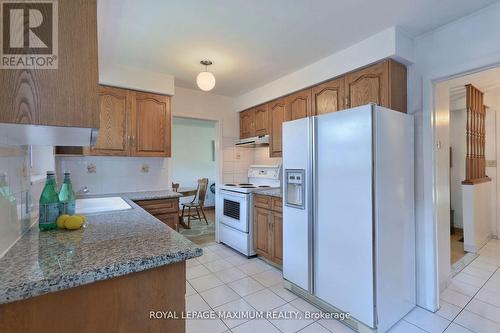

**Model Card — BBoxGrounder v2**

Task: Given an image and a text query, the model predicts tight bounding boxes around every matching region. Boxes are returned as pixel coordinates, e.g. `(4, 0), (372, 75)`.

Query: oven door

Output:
(220, 190), (249, 233)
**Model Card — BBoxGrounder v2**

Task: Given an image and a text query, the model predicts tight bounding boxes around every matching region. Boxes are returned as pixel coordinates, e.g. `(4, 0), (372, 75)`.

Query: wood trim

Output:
(254, 194), (271, 209)
(88, 86), (131, 156)
(130, 91), (171, 157)
(0, 262), (186, 333)
(345, 60), (388, 109)
(462, 177), (492, 185)
(0, 0), (99, 128)
(388, 59), (408, 113)
(254, 104), (269, 136)
(269, 97), (289, 158)
(464, 84), (487, 182)
(286, 89), (312, 120)
(311, 77), (346, 115)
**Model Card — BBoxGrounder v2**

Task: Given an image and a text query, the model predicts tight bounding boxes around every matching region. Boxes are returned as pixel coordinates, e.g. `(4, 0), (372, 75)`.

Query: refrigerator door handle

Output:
(309, 116), (316, 294)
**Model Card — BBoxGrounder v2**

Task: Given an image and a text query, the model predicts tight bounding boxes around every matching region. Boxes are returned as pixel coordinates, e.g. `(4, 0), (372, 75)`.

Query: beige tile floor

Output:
(186, 239), (500, 333)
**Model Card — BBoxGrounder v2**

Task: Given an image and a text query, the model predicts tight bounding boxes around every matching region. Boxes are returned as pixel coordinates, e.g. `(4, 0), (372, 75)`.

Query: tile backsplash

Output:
(0, 144), (32, 257)
(222, 146), (282, 184)
(55, 156), (170, 195)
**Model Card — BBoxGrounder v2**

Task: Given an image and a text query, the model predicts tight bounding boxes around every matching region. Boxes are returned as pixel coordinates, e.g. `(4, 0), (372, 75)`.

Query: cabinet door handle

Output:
(130, 136), (135, 146)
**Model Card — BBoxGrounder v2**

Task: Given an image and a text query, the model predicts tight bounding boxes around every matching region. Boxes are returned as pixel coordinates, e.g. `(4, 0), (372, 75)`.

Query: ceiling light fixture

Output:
(196, 60), (216, 92)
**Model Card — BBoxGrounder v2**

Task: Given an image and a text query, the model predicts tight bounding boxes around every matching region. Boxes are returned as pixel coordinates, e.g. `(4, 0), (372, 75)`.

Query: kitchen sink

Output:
(75, 197), (132, 215)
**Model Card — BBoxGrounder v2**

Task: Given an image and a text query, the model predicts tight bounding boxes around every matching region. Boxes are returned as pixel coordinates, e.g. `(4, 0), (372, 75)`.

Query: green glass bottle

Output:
(58, 172), (76, 215)
(39, 171), (60, 231)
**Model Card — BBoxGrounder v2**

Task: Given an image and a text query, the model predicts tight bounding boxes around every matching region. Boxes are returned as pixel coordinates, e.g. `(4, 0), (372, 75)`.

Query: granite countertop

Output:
(87, 190), (183, 200)
(254, 188), (283, 198)
(0, 191), (201, 305)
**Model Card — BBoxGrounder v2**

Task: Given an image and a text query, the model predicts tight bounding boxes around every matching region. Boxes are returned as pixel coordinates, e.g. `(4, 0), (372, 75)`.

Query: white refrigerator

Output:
(282, 104), (415, 333)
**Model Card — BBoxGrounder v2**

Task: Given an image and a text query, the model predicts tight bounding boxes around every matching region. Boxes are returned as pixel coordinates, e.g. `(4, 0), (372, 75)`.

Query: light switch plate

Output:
(87, 163), (96, 173)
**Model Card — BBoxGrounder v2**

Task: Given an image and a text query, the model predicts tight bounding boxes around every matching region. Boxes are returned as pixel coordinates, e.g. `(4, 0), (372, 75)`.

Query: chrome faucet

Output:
(77, 186), (89, 195)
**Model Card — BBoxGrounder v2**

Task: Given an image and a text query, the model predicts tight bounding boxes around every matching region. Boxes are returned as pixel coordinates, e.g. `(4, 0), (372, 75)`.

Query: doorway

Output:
(171, 116), (218, 245)
(435, 66), (500, 287)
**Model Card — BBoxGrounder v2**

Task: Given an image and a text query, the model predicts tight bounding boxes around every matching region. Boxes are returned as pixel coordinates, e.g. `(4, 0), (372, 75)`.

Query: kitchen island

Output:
(0, 191), (201, 333)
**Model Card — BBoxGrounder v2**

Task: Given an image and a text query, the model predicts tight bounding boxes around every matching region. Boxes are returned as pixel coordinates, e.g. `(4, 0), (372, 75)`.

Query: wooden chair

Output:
(171, 182), (179, 192)
(181, 178), (209, 228)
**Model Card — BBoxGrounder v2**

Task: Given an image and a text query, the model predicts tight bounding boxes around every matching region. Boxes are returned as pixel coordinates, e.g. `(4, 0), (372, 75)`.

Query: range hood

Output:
(0, 123), (98, 146)
(235, 135), (269, 147)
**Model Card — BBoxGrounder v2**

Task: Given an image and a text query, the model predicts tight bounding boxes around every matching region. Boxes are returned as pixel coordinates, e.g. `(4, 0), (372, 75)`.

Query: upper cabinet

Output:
(130, 92), (171, 157)
(240, 109), (255, 139)
(311, 77), (345, 115)
(254, 104), (269, 136)
(237, 59), (407, 157)
(269, 98), (289, 158)
(89, 87), (130, 156)
(0, 0), (99, 128)
(287, 89), (312, 120)
(345, 59), (407, 112)
(239, 104), (269, 138)
(88, 86), (171, 158)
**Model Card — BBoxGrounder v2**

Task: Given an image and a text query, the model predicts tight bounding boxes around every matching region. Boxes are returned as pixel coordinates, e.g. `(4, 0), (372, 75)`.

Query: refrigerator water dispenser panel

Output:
(285, 169), (305, 209)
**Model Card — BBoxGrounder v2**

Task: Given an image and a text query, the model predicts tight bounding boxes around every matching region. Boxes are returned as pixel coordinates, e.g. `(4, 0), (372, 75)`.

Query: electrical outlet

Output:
(141, 164), (150, 173)
(87, 163), (96, 173)
(235, 152), (241, 160)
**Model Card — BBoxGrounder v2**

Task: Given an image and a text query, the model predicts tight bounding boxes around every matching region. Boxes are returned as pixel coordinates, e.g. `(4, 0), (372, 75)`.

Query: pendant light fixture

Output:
(196, 60), (216, 91)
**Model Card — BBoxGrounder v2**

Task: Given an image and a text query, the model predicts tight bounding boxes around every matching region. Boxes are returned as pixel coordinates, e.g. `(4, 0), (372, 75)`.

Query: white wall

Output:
(485, 92), (500, 238)
(410, 1), (500, 310)
(99, 63), (175, 96)
(172, 87), (237, 139)
(171, 117), (217, 206)
(235, 26), (414, 110)
(462, 182), (492, 253)
(0, 138), (32, 257)
(30, 146), (55, 176)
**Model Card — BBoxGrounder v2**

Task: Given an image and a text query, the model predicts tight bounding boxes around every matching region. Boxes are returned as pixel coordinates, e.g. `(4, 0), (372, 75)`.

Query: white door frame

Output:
(422, 60), (500, 311)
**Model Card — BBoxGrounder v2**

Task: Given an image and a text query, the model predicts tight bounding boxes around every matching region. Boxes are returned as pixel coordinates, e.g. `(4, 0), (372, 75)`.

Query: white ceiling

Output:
(449, 66), (500, 103)
(98, 0), (499, 96)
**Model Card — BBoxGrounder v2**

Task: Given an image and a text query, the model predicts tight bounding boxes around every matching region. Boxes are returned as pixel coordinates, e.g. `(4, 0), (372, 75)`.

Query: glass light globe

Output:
(196, 71), (216, 91)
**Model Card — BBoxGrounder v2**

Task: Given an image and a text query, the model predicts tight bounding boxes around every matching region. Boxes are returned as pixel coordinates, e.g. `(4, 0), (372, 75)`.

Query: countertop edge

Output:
(1, 247), (202, 305)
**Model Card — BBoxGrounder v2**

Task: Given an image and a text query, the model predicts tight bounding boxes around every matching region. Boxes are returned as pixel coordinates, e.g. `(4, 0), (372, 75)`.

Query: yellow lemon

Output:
(64, 215), (85, 230)
(56, 214), (70, 229)
(75, 214), (86, 222)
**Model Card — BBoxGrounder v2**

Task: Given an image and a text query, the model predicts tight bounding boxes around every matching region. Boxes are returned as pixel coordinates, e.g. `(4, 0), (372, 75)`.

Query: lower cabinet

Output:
(254, 194), (283, 266)
(134, 198), (179, 229)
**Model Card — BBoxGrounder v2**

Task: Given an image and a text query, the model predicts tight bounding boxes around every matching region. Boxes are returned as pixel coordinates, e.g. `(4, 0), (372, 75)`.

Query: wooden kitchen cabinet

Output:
(287, 89), (312, 120)
(345, 59), (407, 112)
(135, 198), (180, 230)
(254, 207), (272, 257)
(269, 98), (289, 158)
(254, 104), (269, 136)
(88, 87), (131, 156)
(254, 194), (283, 266)
(272, 212), (283, 264)
(84, 87), (171, 157)
(0, 0), (99, 128)
(311, 77), (346, 115)
(130, 92), (171, 157)
(239, 109), (255, 139)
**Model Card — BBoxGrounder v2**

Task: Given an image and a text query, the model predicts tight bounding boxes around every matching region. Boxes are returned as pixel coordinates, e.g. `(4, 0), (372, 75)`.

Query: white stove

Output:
(220, 183), (278, 194)
(218, 165), (281, 256)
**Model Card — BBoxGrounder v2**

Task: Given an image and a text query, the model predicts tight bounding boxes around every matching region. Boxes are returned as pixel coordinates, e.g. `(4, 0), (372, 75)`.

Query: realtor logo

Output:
(1, 0), (58, 69)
